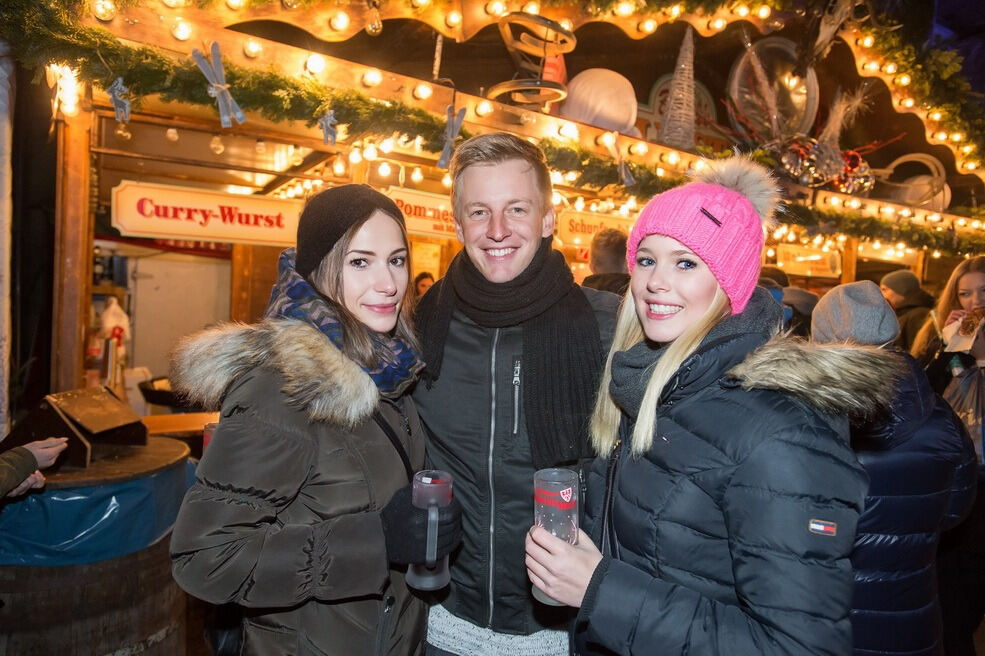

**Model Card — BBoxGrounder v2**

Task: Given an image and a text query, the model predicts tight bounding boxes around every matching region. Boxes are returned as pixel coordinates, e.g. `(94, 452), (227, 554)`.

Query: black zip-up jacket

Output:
(412, 287), (618, 635)
(577, 291), (899, 655)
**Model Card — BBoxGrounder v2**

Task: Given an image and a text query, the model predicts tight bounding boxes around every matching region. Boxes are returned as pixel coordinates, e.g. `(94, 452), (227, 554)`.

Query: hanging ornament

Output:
(192, 42), (246, 129)
(813, 86), (871, 184)
(601, 131), (636, 187)
(107, 77), (131, 125)
(832, 150), (875, 195)
(319, 110), (338, 145)
(165, 127), (179, 142)
(657, 26), (696, 151)
(437, 105), (466, 169)
(366, 0), (383, 36)
(740, 28), (779, 141)
(778, 136), (826, 186)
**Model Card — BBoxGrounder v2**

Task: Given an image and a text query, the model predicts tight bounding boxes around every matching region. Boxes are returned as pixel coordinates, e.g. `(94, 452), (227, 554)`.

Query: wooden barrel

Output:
(0, 437), (190, 655)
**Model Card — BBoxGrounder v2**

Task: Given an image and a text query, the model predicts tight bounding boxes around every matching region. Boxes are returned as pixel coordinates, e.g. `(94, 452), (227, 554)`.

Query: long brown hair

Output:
(911, 256), (985, 358)
(309, 212), (421, 368)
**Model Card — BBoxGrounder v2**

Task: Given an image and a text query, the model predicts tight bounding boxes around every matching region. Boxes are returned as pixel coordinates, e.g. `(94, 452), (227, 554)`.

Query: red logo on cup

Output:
(560, 487), (572, 503)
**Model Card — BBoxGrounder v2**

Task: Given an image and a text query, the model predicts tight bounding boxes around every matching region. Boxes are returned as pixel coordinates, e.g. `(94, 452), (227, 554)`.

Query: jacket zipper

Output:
(512, 359), (521, 435)
(373, 594), (396, 656)
(487, 329), (500, 627)
(600, 439), (623, 558)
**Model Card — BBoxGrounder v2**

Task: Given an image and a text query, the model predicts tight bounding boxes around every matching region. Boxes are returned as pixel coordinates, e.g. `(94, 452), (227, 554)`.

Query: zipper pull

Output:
(512, 359), (521, 386)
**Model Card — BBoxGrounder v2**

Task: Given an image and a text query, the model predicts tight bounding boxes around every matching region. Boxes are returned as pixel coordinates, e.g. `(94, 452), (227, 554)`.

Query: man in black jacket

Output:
(582, 228), (629, 296)
(413, 133), (618, 656)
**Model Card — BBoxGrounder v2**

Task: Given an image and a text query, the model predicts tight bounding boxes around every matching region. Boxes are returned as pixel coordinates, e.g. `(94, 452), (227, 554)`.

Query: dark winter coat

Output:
(169, 319), (426, 656)
(582, 273), (630, 296)
(412, 286), (618, 636)
(576, 290), (897, 656)
(0, 447), (37, 497)
(849, 350), (978, 656)
(895, 289), (935, 352)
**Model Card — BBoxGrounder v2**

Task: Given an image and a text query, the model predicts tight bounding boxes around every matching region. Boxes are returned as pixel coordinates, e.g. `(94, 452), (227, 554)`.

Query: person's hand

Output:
(945, 309), (967, 326)
(525, 526), (602, 607)
(6, 471), (45, 497)
(381, 485), (462, 565)
(24, 437), (68, 469)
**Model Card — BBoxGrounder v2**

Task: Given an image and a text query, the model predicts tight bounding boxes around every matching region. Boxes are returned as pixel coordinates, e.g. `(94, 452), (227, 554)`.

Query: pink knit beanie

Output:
(626, 156), (780, 314)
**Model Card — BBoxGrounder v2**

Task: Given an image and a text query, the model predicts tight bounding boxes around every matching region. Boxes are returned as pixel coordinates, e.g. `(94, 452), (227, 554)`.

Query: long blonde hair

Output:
(591, 286), (731, 456)
(911, 256), (985, 358)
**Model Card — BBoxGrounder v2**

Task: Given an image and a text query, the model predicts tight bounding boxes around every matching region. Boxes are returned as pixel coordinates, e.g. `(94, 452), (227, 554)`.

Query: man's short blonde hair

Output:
(449, 133), (552, 217)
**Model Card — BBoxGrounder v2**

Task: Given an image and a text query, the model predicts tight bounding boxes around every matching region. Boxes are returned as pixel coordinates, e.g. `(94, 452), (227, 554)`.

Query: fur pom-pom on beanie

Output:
(627, 156), (780, 314)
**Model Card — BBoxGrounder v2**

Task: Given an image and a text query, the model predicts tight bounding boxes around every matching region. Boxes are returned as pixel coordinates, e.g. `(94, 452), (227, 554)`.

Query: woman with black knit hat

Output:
(169, 184), (461, 655)
(525, 156), (899, 655)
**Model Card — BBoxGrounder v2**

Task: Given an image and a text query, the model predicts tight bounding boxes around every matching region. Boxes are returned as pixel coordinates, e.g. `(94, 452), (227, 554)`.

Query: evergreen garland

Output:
(2, 0), (984, 255)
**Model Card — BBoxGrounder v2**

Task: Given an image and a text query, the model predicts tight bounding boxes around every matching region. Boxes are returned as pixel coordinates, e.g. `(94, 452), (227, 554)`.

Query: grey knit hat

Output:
(811, 280), (901, 346)
(880, 269), (921, 297)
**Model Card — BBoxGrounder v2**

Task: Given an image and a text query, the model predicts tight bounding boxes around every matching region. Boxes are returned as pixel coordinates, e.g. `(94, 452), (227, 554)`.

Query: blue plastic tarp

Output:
(0, 459), (196, 566)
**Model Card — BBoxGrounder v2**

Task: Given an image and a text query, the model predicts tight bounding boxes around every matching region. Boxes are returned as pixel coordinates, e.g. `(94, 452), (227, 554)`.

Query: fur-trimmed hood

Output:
(728, 337), (903, 422)
(169, 319), (379, 427)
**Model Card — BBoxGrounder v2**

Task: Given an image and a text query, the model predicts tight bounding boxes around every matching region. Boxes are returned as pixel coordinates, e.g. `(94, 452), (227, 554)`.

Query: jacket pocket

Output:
(373, 594), (396, 656)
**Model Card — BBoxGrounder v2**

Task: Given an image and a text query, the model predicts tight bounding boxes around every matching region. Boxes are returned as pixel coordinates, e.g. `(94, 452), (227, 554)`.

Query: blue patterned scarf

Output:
(265, 248), (424, 398)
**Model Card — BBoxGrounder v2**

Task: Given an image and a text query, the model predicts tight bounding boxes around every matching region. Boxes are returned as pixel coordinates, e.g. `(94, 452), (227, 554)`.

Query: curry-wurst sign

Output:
(112, 180), (303, 246)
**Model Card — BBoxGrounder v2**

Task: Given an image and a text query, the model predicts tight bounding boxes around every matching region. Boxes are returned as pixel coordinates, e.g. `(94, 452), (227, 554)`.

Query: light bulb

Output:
(378, 162), (392, 177)
(330, 11), (350, 31)
(929, 111), (943, 121)
(756, 5), (770, 18)
(363, 144), (379, 161)
(413, 84), (433, 100)
(171, 19), (192, 41)
(210, 135), (225, 155)
(255, 138), (266, 154)
(92, 0), (117, 21)
(410, 167), (424, 183)
(485, 0), (506, 15)
(380, 138), (395, 153)
(882, 62), (897, 74)
(708, 17), (727, 31)
(896, 74), (911, 86)
(441, 172), (452, 188)
(225, 0), (245, 8)
(733, 4), (749, 16)
(281, 0), (300, 8)
(305, 54), (326, 75)
(615, 1), (635, 17)
(291, 145), (304, 167)
(410, 0), (429, 8)
(362, 69), (383, 87)
(596, 132), (615, 148)
(638, 18), (657, 33)
(522, 2), (539, 14)
(475, 100), (494, 117)
(333, 156), (346, 176)
(558, 122), (579, 140)
(243, 38), (263, 58)
(349, 149), (363, 164)
(165, 127), (179, 142)
(668, 4), (682, 18)
(857, 35), (874, 48)
(445, 11), (462, 26)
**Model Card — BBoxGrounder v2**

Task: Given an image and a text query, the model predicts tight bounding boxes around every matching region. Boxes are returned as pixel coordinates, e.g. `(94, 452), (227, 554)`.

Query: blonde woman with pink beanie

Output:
(525, 156), (901, 654)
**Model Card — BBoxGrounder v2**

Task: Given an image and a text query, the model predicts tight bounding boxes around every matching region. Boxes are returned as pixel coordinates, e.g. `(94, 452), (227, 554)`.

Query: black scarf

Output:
(417, 238), (604, 468)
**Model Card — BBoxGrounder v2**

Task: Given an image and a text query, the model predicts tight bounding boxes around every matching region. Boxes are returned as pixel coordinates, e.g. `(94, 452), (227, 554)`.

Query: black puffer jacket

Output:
(412, 286), (618, 636)
(169, 320), (426, 656)
(849, 350), (978, 656)
(576, 289), (897, 656)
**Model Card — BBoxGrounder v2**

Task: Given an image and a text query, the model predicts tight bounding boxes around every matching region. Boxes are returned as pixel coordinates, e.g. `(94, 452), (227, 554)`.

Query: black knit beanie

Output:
(295, 184), (405, 279)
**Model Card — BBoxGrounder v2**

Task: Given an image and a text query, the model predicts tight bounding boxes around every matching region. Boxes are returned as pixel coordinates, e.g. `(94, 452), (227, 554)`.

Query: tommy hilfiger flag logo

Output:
(808, 519), (838, 536)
